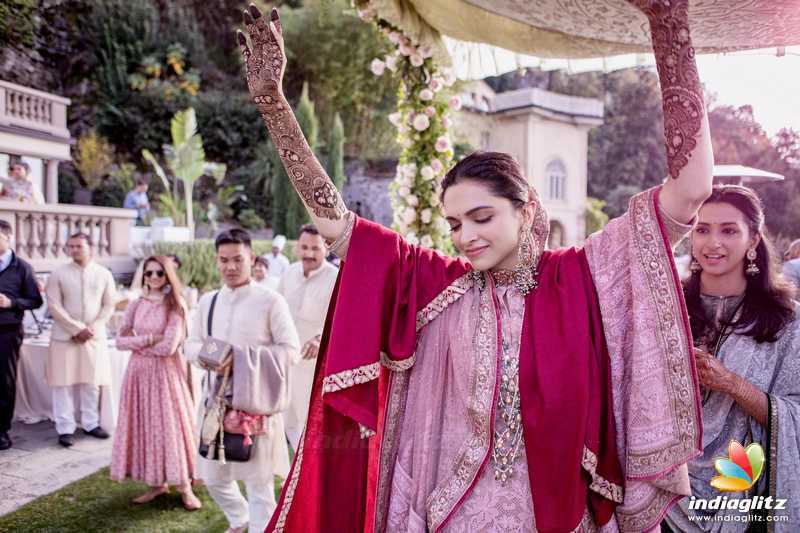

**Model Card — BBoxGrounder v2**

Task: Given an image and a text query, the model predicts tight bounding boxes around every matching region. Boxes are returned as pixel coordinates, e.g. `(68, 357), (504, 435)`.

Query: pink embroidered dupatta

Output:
(267, 186), (702, 533)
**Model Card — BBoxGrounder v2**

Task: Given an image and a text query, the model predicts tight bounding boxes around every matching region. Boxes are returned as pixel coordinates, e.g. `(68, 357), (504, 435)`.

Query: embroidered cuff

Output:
(659, 205), (695, 247)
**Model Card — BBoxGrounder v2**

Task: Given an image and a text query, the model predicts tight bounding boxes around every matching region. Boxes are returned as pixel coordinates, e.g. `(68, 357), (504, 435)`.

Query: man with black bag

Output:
(0, 220), (43, 450)
(185, 229), (299, 533)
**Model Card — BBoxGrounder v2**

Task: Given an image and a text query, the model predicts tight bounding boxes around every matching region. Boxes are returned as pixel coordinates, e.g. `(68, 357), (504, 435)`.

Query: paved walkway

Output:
(0, 421), (112, 516)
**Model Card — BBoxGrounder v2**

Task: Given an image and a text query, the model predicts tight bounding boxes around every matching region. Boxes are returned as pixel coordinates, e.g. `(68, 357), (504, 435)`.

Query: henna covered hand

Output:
(628, 0), (705, 181)
(238, 6), (286, 108)
(237, 5), (348, 228)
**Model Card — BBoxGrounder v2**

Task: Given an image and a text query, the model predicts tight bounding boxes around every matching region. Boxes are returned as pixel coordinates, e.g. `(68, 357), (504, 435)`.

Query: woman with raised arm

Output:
(237, 1), (713, 531)
(664, 186), (799, 532)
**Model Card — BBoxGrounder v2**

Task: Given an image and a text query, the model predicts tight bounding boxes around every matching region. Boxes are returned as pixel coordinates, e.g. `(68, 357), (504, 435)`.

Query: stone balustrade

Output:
(0, 81), (71, 140)
(0, 201), (137, 274)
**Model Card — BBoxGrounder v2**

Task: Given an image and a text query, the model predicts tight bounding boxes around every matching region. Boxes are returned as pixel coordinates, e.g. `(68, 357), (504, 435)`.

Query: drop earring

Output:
(745, 249), (760, 276)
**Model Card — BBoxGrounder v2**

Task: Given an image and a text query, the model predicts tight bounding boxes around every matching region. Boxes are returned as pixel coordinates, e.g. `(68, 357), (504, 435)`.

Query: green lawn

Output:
(0, 468), (284, 533)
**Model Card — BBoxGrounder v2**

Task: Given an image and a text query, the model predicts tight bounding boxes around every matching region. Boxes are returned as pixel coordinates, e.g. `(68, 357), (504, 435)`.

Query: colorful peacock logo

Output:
(710, 440), (765, 492)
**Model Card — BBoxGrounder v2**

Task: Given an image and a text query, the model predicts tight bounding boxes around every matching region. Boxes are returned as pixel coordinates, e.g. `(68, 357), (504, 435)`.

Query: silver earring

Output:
(163, 284), (172, 295)
(690, 258), (702, 273)
(745, 249), (760, 276)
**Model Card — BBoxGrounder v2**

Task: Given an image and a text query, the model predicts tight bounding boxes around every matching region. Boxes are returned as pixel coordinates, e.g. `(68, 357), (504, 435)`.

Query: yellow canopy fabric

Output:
(369, 0), (800, 61)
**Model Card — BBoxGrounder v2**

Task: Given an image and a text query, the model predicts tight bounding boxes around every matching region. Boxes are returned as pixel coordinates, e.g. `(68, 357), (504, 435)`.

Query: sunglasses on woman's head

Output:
(144, 270), (165, 278)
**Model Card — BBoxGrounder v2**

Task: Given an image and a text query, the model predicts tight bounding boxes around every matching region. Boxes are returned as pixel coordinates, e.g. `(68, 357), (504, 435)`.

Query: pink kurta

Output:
(110, 297), (197, 487)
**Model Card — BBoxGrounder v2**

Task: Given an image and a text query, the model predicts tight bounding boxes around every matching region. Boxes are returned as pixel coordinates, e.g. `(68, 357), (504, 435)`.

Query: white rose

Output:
(412, 114), (430, 132)
(370, 58), (386, 76)
(410, 54), (424, 67)
(403, 207), (416, 225)
(407, 195), (419, 206)
(443, 70), (457, 86)
(387, 32), (403, 45)
(430, 159), (444, 173)
(419, 89), (434, 101)
(429, 78), (443, 92)
(420, 235), (434, 248)
(385, 54), (398, 72)
(400, 137), (413, 148)
(398, 185), (411, 197)
(430, 194), (440, 207)
(421, 208), (432, 224)
(388, 112), (402, 127)
(420, 165), (435, 181)
(406, 232), (419, 246)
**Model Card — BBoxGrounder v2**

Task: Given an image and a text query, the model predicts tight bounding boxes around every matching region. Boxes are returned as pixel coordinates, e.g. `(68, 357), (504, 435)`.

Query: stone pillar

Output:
(45, 159), (59, 204)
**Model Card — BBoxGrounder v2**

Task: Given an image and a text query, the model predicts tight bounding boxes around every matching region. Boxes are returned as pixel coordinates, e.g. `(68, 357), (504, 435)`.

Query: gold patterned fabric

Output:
(367, 0), (800, 61)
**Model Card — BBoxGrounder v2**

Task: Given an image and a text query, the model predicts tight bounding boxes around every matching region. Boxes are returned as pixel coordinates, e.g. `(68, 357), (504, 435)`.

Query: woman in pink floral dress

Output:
(111, 255), (201, 510)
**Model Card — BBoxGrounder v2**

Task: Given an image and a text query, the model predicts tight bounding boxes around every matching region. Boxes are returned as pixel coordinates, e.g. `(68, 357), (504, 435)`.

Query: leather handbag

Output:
(197, 292), (253, 463)
(197, 292), (233, 371)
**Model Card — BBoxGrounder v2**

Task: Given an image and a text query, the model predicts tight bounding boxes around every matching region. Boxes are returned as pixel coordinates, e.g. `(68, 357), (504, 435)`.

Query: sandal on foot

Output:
(132, 486), (168, 504)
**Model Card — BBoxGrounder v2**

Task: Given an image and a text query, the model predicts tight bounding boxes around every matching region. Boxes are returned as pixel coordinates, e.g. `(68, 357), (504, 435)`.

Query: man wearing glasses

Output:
(45, 233), (117, 447)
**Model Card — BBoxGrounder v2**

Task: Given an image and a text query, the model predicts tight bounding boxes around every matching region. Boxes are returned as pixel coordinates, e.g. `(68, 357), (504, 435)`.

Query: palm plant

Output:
(142, 107), (226, 235)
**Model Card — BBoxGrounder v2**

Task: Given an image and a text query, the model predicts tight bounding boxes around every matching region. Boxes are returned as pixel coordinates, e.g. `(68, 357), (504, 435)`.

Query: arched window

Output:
(549, 220), (565, 248)
(546, 159), (567, 201)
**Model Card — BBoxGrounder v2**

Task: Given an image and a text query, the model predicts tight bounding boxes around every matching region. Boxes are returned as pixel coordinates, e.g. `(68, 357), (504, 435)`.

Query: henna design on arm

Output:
(238, 6), (347, 221)
(728, 374), (769, 427)
(631, 0), (704, 180)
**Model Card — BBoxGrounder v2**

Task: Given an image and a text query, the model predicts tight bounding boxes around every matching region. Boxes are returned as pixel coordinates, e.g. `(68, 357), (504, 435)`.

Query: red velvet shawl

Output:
(267, 217), (622, 533)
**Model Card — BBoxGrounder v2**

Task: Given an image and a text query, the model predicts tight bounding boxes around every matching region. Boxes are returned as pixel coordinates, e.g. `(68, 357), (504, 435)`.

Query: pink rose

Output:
(449, 96), (462, 110)
(419, 89), (434, 101)
(435, 135), (452, 153)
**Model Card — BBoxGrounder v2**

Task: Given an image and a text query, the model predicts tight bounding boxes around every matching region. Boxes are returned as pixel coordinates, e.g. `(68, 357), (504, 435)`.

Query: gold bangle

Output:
(326, 211), (355, 256)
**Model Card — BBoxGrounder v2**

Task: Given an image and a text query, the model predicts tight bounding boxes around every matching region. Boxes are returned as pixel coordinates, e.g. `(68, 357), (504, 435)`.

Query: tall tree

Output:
(327, 112), (346, 190)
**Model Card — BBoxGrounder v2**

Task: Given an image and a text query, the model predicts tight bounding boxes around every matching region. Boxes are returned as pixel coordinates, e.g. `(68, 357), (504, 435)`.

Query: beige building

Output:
(0, 80), (135, 274)
(456, 81), (604, 247)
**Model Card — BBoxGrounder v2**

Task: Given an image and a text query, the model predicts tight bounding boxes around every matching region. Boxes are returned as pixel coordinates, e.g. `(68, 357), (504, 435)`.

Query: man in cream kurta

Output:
(278, 224), (338, 449)
(185, 229), (299, 533)
(45, 233), (116, 446)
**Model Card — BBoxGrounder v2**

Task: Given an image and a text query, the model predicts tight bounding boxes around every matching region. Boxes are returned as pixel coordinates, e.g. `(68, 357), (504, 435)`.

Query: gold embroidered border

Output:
(272, 428), (306, 533)
(767, 395), (779, 533)
(380, 350), (416, 372)
(426, 287), (496, 531)
(374, 371), (412, 532)
(617, 188), (701, 531)
(582, 446), (624, 503)
(617, 488), (675, 532)
(627, 189), (700, 471)
(322, 362), (380, 394)
(415, 272), (474, 331)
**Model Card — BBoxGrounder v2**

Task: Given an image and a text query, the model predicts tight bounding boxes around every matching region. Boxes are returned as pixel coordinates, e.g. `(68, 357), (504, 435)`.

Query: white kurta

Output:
(264, 253), (290, 279)
(185, 281), (300, 483)
(278, 261), (338, 443)
(45, 261), (116, 387)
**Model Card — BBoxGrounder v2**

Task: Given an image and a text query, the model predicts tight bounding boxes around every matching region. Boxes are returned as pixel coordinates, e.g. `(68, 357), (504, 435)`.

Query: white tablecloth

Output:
(13, 337), (131, 432)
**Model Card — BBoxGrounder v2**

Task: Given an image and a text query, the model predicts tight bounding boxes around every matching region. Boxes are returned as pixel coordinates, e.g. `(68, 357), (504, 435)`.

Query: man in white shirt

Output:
(45, 233), (116, 447)
(185, 228), (299, 533)
(278, 224), (338, 449)
(263, 234), (290, 279)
